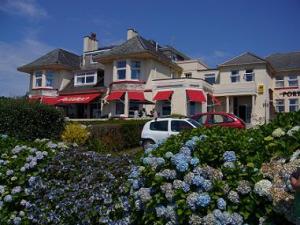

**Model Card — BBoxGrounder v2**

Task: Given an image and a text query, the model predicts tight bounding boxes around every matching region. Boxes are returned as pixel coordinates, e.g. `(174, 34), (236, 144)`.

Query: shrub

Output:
(0, 98), (65, 140)
(128, 111), (300, 225)
(89, 120), (146, 151)
(61, 123), (90, 145)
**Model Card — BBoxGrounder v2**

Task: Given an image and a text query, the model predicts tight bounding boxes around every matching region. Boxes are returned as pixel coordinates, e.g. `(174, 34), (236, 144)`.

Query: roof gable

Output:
(220, 52), (266, 67)
(266, 52), (300, 71)
(18, 48), (80, 72)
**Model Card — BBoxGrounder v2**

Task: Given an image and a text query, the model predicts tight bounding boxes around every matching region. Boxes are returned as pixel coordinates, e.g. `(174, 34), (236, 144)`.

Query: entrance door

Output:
(77, 104), (85, 118)
(238, 105), (247, 122)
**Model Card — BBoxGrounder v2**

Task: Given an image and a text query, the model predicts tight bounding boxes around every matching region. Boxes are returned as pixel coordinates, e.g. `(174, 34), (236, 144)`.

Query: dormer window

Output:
(75, 71), (97, 86)
(230, 70), (240, 83)
(117, 60), (126, 80)
(131, 60), (141, 79)
(35, 71), (43, 87)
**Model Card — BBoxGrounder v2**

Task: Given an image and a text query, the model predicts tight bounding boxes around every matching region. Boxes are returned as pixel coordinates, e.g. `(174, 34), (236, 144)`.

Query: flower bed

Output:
(128, 113), (300, 225)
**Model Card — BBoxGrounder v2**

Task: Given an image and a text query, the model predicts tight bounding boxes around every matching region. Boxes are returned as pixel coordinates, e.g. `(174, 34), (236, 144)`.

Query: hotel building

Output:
(17, 29), (300, 125)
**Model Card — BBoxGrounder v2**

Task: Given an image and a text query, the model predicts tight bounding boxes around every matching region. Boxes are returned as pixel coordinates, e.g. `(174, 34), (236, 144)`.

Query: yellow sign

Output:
(257, 84), (264, 94)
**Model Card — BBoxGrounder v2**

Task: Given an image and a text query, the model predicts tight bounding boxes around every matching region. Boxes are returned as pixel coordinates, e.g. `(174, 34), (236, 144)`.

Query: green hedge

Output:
(89, 120), (146, 151)
(0, 98), (65, 140)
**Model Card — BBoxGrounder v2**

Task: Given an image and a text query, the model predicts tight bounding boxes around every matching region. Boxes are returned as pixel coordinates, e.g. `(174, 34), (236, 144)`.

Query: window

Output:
(171, 120), (193, 132)
(244, 69), (254, 81)
(75, 72), (97, 85)
(187, 119), (201, 128)
(131, 61), (141, 79)
(45, 71), (54, 87)
(116, 101), (125, 115)
(196, 115), (207, 125)
(129, 102), (140, 117)
(230, 70), (240, 83)
(275, 76), (284, 88)
(204, 74), (216, 84)
(35, 71), (43, 87)
(288, 75), (298, 87)
(89, 54), (98, 64)
(150, 121), (168, 131)
(162, 101), (171, 116)
(289, 99), (299, 112)
(117, 60), (126, 80)
(275, 99), (285, 112)
(185, 73), (192, 78)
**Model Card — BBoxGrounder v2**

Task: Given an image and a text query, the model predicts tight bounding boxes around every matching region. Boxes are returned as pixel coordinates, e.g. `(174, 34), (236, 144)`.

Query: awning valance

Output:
(59, 93), (100, 104)
(106, 91), (125, 101)
(153, 90), (173, 101)
(186, 90), (206, 103)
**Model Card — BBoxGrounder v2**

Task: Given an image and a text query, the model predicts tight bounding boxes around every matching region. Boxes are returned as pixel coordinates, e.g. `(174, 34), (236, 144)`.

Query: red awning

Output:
(209, 93), (221, 106)
(106, 91), (125, 101)
(186, 90), (206, 103)
(59, 93), (100, 104)
(128, 91), (146, 101)
(41, 96), (61, 105)
(153, 90), (173, 101)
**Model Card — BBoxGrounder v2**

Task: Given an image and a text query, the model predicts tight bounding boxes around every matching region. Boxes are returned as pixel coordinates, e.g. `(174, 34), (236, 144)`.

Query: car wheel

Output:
(142, 139), (155, 150)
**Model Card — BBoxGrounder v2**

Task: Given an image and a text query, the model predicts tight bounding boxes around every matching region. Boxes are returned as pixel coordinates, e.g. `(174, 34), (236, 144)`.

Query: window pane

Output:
(196, 115), (207, 124)
(185, 73), (192, 78)
(171, 121), (193, 132)
(46, 71), (54, 87)
(118, 69), (126, 79)
(131, 69), (140, 79)
(187, 119), (201, 127)
(35, 71), (42, 77)
(231, 70), (238, 75)
(275, 80), (284, 88)
(213, 115), (224, 123)
(76, 77), (85, 84)
(245, 74), (254, 81)
(116, 102), (124, 115)
(131, 61), (140, 68)
(205, 77), (216, 84)
(162, 101), (171, 116)
(117, 61), (126, 68)
(35, 79), (42, 87)
(289, 99), (298, 112)
(231, 75), (240, 83)
(86, 76), (95, 83)
(150, 121), (168, 131)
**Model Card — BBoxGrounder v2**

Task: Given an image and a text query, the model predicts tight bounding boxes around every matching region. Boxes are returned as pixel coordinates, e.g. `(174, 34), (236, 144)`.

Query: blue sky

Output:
(0, 0), (300, 96)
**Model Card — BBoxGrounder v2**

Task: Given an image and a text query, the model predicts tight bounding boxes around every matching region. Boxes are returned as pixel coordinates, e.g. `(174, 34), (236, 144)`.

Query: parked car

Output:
(141, 118), (200, 149)
(191, 112), (246, 129)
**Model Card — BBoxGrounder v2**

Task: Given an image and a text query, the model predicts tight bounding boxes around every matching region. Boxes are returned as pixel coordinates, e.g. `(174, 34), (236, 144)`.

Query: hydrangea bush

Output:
(128, 114), (300, 224)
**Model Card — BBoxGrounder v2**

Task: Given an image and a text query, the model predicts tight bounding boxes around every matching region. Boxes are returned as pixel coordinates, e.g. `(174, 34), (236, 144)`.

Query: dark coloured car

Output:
(191, 112), (246, 129)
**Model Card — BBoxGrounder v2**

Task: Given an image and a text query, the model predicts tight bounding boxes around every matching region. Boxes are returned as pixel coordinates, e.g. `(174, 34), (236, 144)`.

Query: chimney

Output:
(127, 28), (138, 40)
(83, 32), (99, 52)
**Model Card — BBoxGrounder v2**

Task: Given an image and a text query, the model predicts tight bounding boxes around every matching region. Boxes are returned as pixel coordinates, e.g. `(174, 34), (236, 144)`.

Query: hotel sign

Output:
(281, 91), (300, 97)
(257, 84), (264, 94)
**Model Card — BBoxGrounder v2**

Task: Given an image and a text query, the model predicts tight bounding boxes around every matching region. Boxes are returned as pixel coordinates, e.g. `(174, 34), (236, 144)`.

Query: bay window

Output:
(117, 60), (126, 80)
(35, 71), (43, 87)
(288, 75), (298, 87)
(289, 99), (299, 112)
(131, 61), (141, 79)
(46, 71), (54, 87)
(275, 76), (284, 88)
(230, 70), (240, 83)
(275, 99), (285, 112)
(75, 71), (97, 86)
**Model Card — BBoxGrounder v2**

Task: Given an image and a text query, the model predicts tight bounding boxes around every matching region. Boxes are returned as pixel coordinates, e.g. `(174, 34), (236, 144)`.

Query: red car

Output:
(191, 112), (246, 129)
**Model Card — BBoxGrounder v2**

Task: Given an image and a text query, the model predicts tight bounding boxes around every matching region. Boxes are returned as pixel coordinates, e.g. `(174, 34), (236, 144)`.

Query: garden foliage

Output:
(61, 123), (90, 145)
(0, 98), (65, 140)
(128, 112), (300, 225)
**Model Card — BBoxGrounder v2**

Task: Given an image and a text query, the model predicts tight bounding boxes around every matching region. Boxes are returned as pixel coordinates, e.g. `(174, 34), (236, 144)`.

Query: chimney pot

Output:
(127, 28), (138, 40)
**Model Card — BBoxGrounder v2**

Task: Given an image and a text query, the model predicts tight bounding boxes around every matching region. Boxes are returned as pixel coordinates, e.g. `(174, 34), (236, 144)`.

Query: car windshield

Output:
(187, 119), (201, 127)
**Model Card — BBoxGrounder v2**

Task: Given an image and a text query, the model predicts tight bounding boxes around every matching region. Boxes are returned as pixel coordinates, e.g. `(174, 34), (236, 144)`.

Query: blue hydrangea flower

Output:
(176, 162), (189, 172)
(217, 198), (227, 210)
(196, 193), (211, 207)
(230, 212), (244, 225)
(179, 146), (192, 156)
(185, 140), (196, 150)
(182, 183), (190, 193)
(190, 157), (200, 166)
(199, 134), (207, 141)
(129, 167), (140, 178)
(202, 179), (212, 191)
(223, 151), (237, 162)
(165, 152), (174, 159)
(191, 136), (200, 142)
(155, 205), (166, 217)
(192, 175), (205, 187)
(132, 180), (140, 190)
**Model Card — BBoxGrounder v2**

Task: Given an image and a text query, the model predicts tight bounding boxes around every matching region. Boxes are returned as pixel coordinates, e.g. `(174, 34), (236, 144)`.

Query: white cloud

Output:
(0, 0), (47, 19)
(0, 38), (52, 97)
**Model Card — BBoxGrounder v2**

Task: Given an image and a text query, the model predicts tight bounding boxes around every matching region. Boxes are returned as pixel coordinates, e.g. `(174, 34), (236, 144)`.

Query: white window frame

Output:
(34, 71), (43, 87)
(74, 71), (97, 86)
(230, 70), (240, 83)
(204, 73), (216, 84)
(275, 99), (285, 112)
(288, 75), (298, 87)
(116, 60), (127, 80)
(89, 54), (98, 64)
(45, 71), (54, 87)
(185, 73), (192, 78)
(244, 69), (255, 82)
(275, 76), (284, 88)
(131, 60), (141, 80)
(289, 98), (299, 112)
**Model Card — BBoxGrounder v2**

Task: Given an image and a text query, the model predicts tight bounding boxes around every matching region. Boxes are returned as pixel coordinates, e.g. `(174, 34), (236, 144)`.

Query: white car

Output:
(141, 117), (201, 149)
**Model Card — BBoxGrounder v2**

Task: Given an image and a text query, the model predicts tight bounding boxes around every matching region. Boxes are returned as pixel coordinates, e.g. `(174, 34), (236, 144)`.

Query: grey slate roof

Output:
(266, 52), (300, 71)
(94, 36), (181, 68)
(18, 48), (80, 72)
(219, 52), (266, 66)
